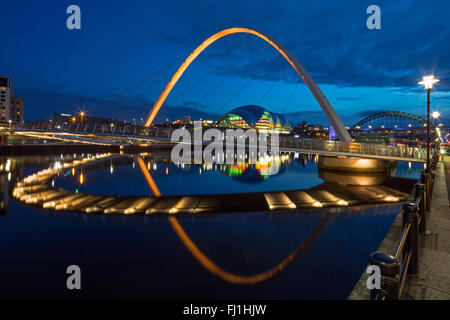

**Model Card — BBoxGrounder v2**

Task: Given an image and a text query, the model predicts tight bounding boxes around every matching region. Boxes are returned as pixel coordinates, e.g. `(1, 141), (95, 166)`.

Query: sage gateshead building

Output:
(216, 105), (291, 134)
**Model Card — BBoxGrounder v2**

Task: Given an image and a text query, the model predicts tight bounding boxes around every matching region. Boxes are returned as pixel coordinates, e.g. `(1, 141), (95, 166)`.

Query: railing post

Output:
(415, 183), (426, 233)
(369, 252), (400, 300)
(403, 202), (419, 275)
(421, 172), (431, 210)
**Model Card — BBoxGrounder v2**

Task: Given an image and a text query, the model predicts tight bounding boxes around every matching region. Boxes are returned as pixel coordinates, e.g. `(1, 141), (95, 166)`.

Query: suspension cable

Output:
(91, 55), (186, 113)
(282, 81), (300, 114)
(257, 79), (279, 105)
(216, 77), (254, 115)
(168, 33), (249, 103)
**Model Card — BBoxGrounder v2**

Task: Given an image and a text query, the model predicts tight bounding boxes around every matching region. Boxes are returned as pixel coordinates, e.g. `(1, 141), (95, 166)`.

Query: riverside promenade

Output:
(349, 157), (450, 300)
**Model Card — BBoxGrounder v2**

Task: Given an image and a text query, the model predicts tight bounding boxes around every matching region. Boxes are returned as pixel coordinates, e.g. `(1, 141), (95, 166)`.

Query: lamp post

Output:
(79, 111), (85, 124)
(432, 111), (441, 154)
(418, 75), (439, 171)
(432, 111), (439, 134)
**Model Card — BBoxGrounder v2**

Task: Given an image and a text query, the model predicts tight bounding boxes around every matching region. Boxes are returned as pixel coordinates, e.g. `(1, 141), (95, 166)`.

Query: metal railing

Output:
(15, 121), (428, 162)
(277, 135), (427, 161)
(368, 154), (438, 300)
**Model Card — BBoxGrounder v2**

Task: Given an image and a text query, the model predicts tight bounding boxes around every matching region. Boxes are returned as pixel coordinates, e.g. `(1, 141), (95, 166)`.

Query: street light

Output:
(79, 111), (85, 124)
(418, 75), (439, 171)
(432, 111), (440, 135)
(432, 111), (441, 150)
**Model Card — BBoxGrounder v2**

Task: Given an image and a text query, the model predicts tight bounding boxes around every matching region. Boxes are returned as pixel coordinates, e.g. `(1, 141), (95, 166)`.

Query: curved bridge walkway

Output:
(14, 122), (427, 163)
(12, 154), (412, 215)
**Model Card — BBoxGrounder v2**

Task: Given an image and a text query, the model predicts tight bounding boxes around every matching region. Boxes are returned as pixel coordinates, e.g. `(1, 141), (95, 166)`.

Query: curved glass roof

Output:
(218, 105), (290, 128)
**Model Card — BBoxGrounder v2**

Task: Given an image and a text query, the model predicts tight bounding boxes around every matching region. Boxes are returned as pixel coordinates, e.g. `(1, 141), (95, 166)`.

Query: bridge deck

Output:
(12, 154), (416, 215)
(14, 122), (428, 162)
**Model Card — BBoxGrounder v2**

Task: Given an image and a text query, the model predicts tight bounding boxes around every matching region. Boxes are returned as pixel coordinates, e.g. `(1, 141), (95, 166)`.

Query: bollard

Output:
(415, 183), (426, 233)
(403, 202), (419, 275)
(369, 252), (400, 300)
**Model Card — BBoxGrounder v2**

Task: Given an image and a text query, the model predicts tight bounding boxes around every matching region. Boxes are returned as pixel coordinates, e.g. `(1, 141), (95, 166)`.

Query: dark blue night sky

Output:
(1, 0), (449, 126)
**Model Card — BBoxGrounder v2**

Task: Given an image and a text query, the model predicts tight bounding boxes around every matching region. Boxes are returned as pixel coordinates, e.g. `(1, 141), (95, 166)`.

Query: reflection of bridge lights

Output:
(264, 192), (296, 210)
(313, 201), (323, 207)
(8, 172), (11, 181)
(53, 161), (62, 170)
(110, 165), (114, 174)
(79, 173), (84, 185)
(71, 168), (75, 176)
(384, 195), (399, 202)
(408, 162), (411, 170)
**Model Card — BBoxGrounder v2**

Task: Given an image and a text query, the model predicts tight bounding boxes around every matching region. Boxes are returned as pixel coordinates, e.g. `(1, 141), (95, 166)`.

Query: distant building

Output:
(353, 132), (394, 145)
(11, 98), (23, 124)
(216, 105), (291, 133)
(172, 115), (191, 126)
(0, 76), (13, 124)
(329, 125), (337, 140)
(53, 112), (130, 126)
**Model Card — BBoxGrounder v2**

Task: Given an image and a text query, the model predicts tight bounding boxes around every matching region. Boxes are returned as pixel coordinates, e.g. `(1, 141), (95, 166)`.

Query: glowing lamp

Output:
(418, 75), (439, 90)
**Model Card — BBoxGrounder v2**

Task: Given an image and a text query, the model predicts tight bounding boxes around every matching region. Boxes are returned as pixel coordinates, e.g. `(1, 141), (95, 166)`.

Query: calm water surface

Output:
(0, 153), (423, 299)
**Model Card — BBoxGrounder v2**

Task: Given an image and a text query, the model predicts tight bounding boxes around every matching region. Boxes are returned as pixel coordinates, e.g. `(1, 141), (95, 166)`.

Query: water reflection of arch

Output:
(13, 154), (411, 284)
(136, 156), (334, 284)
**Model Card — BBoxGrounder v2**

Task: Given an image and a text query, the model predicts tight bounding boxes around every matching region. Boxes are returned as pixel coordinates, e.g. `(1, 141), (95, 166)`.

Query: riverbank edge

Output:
(347, 195), (405, 299)
(348, 158), (450, 300)
(0, 143), (175, 155)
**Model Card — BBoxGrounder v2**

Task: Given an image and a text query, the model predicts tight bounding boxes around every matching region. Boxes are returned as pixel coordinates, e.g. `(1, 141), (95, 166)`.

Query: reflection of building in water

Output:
(218, 153), (291, 182)
(0, 158), (22, 216)
(0, 173), (12, 216)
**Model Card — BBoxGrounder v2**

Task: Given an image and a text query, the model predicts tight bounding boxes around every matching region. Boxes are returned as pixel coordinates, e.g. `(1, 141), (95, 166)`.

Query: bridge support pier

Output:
(1, 134), (8, 145)
(318, 156), (394, 173)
